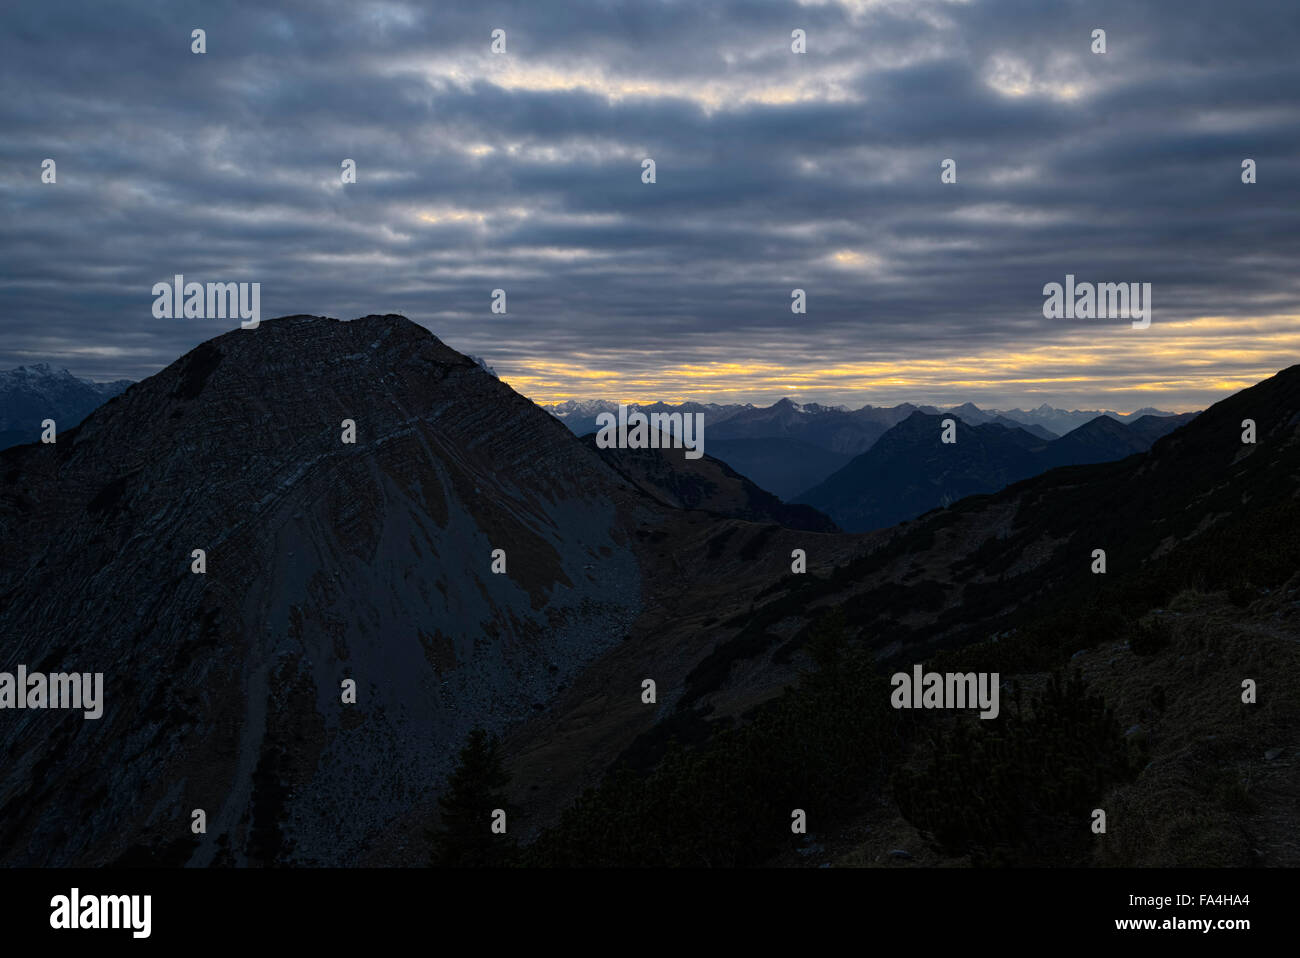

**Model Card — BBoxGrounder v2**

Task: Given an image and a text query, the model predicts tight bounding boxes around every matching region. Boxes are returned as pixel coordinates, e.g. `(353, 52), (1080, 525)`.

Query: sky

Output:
(2, 0), (1298, 412)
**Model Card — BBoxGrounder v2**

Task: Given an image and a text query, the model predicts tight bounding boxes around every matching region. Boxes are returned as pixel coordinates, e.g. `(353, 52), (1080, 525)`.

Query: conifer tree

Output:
(429, 728), (515, 867)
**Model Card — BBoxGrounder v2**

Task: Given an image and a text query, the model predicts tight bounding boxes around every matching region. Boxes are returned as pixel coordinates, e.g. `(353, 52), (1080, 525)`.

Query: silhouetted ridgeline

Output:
(1, 316), (1294, 868)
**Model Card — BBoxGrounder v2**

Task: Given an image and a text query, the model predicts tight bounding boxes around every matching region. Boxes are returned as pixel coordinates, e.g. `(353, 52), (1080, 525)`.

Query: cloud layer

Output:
(3, 0), (1298, 410)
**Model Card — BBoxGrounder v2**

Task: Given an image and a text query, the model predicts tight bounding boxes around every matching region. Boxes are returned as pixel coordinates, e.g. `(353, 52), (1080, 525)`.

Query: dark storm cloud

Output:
(1, 0), (1298, 408)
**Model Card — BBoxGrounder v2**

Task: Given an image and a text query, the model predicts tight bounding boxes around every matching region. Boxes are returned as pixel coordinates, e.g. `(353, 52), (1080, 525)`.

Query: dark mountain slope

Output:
(796, 412), (1047, 532)
(1039, 413), (1150, 466)
(1124, 411), (1198, 445)
(0, 314), (660, 867)
(678, 434), (850, 503)
(582, 432), (838, 532)
(515, 365), (1300, 866)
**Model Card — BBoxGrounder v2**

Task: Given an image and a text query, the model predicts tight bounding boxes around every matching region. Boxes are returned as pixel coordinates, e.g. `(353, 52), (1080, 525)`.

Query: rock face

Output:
(0, 363), (132, 450)
(0, 314), (656, 866)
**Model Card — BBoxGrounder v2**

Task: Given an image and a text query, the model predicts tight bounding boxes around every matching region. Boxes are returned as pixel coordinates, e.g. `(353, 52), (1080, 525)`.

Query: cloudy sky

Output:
(2, 0), (1298, 411)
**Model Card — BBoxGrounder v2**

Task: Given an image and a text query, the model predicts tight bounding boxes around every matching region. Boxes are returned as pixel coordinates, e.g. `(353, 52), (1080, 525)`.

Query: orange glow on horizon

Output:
(496, 313), (1300, 412)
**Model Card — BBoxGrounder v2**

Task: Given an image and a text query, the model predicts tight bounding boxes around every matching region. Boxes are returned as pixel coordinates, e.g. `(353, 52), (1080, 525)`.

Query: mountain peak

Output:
(0, 312), (651, 866)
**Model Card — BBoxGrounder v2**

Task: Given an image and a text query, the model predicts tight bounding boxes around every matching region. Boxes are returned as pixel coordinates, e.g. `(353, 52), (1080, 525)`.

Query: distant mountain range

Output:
(542, 397), (1188, 501)
(544, 397), (1182, 442)
(993, 402), (1186, 436)
(0, 364), (133, 450)
(795, 410), (1198, 532)
(544, 400), (744, 441)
